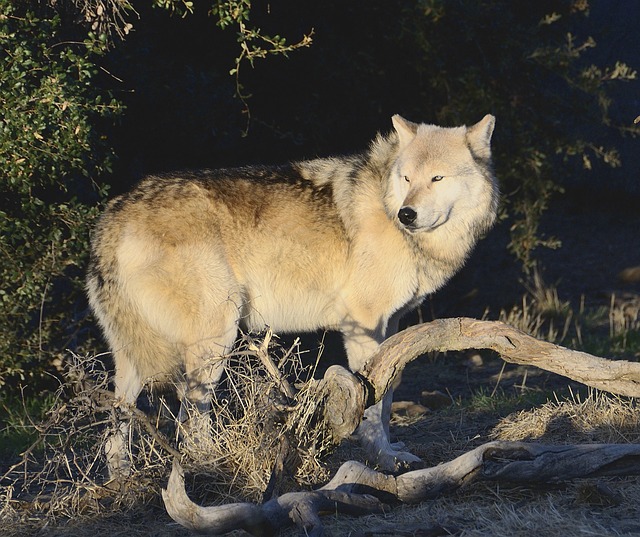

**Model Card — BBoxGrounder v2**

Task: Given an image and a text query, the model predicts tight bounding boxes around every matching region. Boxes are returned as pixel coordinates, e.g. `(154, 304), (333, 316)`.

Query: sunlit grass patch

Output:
(491, 388), (640, 444)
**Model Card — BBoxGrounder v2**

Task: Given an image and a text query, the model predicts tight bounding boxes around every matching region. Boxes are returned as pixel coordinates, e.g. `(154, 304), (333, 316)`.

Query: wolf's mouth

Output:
(400, 215), (447, 234)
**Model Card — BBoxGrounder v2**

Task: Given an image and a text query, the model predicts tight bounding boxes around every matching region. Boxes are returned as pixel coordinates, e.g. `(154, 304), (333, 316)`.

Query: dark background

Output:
(102, 0), (640, 194)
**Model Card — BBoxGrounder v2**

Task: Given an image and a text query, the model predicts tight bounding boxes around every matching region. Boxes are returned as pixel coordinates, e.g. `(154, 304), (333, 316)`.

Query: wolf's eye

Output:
(432, 175), (444, 182)
(403, 175), (410, 183)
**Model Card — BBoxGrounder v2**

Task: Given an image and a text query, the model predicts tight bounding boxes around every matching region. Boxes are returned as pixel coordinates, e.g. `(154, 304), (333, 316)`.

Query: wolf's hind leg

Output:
(106, 355), (143, 481)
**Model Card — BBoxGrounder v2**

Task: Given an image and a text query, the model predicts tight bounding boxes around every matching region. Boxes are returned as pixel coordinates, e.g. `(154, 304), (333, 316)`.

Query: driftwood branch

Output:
(163, 441), (640, 535)
(162, 318), (640, 535)
(162, 459), (386, 537)
(318, 318), (640, 449)
(363, 317), (640, 402)
(321, 441), (640, 504)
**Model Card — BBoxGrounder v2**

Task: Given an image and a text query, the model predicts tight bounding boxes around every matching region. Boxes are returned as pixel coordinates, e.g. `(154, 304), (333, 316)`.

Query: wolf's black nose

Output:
(398, 206), (417, 226)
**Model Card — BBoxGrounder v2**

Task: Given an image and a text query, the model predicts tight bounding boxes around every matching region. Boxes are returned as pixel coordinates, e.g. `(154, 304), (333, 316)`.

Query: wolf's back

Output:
(85, 163), (358, 382)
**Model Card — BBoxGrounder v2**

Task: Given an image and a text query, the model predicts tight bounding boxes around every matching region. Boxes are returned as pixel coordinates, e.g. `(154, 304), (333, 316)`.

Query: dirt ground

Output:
(2, 194), (640, 536)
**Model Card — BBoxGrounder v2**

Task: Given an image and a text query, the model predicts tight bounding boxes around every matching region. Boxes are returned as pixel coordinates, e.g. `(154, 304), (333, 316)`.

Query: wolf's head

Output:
(385, 115), (498, 238)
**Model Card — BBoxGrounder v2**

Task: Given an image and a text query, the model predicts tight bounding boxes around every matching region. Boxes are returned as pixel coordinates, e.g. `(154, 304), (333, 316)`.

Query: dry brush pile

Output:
(0, 331), (351, 533)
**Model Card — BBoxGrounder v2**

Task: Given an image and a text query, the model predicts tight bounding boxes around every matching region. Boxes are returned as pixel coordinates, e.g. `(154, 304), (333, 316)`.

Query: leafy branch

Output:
(210, 0), (313, 124)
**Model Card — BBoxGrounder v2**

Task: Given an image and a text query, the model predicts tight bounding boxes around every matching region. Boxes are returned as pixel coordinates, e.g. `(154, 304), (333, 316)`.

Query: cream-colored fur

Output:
(87, 114), (498, 476)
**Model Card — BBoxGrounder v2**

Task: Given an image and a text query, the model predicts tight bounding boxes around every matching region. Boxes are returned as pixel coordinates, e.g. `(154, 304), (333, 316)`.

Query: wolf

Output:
(87, 114), (498, 476)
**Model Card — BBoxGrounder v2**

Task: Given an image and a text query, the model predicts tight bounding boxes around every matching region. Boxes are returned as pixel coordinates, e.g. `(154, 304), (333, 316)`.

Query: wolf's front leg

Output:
(356, 388), (422, 472)
(342, 320), (422, 473)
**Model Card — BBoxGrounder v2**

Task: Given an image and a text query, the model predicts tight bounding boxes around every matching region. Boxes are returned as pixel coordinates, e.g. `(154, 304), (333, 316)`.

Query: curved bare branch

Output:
(363, 318), (640, 402)
(162, 459), (386, 536)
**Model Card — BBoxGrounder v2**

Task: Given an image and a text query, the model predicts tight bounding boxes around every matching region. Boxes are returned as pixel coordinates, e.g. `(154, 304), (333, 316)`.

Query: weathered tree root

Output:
(163, 441), (640, 535)
(322, 441), (640, 503)
(316, 317), (640, 452)
(162, 459), (386, 537)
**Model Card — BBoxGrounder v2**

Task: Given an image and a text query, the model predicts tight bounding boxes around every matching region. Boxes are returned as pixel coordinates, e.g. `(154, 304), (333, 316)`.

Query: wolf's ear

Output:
(466, 114), (495, 160)
(392, 114), (418, 150)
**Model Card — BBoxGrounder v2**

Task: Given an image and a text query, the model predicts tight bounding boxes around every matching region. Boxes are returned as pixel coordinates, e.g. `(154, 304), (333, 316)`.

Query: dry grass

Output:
(499, 269), (640, 360)
(498, 268), (573, 343)
(320, 485), (640, 537)
(0, 353), (171, 534)
(491, 389), (640, 444)
(178, 333), (334, 502)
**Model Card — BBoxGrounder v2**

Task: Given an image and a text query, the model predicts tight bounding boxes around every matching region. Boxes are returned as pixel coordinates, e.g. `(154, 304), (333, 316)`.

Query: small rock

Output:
(420, 390), (452, 410)
(391, 400), (429, 418)
(619, 266), (640, 283)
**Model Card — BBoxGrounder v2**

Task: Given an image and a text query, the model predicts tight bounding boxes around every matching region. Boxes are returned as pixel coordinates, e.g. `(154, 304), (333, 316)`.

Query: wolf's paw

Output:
(105, 459), (133, 485)
(374, 446), (423, 474)
(178, 411), (213, 450)
(105, 429), (133, 482)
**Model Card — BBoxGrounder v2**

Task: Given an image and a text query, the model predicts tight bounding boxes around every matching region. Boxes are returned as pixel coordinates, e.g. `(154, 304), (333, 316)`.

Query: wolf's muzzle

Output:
(398, 206), (417, 227)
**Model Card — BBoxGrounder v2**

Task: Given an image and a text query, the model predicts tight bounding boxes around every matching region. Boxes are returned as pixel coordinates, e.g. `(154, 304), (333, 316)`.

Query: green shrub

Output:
(0, 2), (123, 392)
